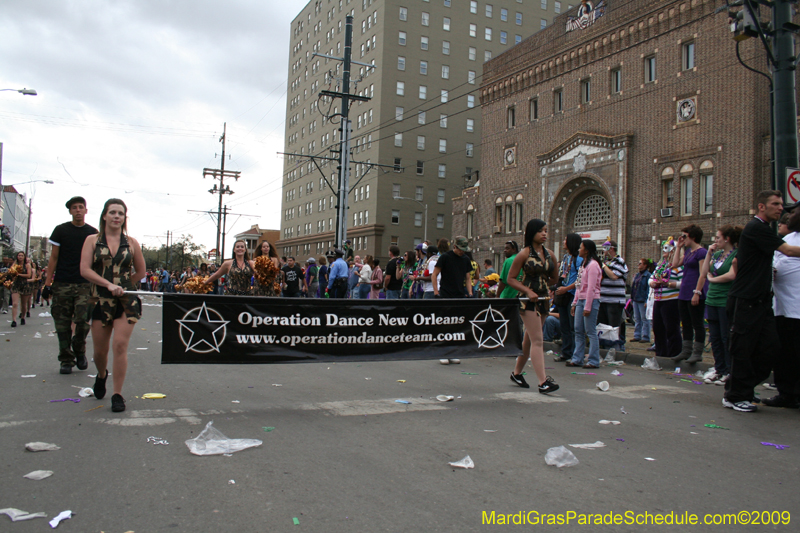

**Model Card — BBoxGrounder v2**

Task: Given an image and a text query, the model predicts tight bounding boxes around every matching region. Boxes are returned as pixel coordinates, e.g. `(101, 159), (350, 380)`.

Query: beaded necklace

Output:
(710, 247), (734, 276)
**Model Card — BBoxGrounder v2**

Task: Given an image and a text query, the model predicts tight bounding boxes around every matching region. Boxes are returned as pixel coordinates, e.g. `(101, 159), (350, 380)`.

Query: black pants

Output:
(775, 316), (800, 401)
(598, 302), (625, 349)
(653, 299), (682, 358)
(678, 299), (705, 343)
(725, 296), (779, 403)
(555, 292), (575, 359)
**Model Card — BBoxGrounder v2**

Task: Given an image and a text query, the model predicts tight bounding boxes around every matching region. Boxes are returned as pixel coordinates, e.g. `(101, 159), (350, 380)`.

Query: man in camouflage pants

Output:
(45, 197), (98, 374)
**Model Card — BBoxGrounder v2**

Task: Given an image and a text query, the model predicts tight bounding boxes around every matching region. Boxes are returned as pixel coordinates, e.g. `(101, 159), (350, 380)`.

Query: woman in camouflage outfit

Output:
(203, 239), (255, 295)
(80, 199), (146, 413)
(9, 251), (32, 327)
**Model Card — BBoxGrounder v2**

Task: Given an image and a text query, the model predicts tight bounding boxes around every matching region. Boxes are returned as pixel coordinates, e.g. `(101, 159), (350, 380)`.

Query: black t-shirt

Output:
(281, 265), (304, 295)
(49, 222), (98, 283)
(436, 250), (472, 298)
(385, 257), (403, 290)
(729, 217), (785, 300)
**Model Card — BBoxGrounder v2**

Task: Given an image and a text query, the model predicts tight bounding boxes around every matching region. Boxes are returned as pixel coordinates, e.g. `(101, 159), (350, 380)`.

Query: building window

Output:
(581, 78), (591, 103)
(420, 60), (428, 74)
(418, 110), (426, 124)
(467, 94), (475, 108)
(555, 1), (561, 14)
(486, 4), (493, 17)
(611, 68), (622, 94)
(529, 98), (538, 120)
(421, 36), (429, 50)
(442, 41), (450, 55)
(393, 183), (401, 198)
(701, 173), (713, 214)
(394, 157), (402, 172)
(396, 81), (405, 95)
(441, 65), (450, 78)
(422, 12), (429, 26)
(437, 189), (446, 204)
(417, 135), (426, 150)
(470, 1), (478, 14)
(507, 106), (516, 128)
(644, 55), (656, 83)
(468, 47), (476, 60)
(485, 50), (492, 62)
(683, 41), (695, 70)
(436, 214), (445, 229)
(395, 106), (404, 120)
(444, 0), (451, 6)
(516, 12), (522, 25)
(441, 89), (448, 102)
(414, 212), (423, 227)
(495, 203), (503, 229)
(394, 132), (403, 146)
(415, 186), (424, 201)
(438, 164), (446, 178)
(467, 205), (475, 238)
(417, 160), (424, 174)
(681, 176), (693, 215)
(500, 31), (507, 44)
(505, 204), (513, 233)
(540, 18), (547, 30)
(515, 34), (522, 44)
(515, 201), (523, 232)
(419, 85), (427, 99)
(501, 8), (508, 21)
(439, 114), (448, 128)
(399, 7), (408, 21)
(469, 23), (477, 37)
(541, 0), (547, 8)
(439, 139), (447, 153)
(390, 236), (398, 246)
(554, 88), (563, 112)
(443, 17), (451, 31)
(397, 56), (406, 70)
(392, 210), (400, 224)
(399, 31), (407, 45)
(466, 142), (474, 157)
(466, 118), (474, 132)
(485, 27), (492, 41)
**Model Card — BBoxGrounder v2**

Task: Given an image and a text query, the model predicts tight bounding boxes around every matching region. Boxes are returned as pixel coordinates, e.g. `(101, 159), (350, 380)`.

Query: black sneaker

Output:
(60, 363), (72, 375)
(538, 376), (560, 394)
(763, 395), (800, 408)
(510, 373), (530, 388)
(11, 321), (16, 328)
(94, 370), (108, 399)
(111, 394), (126, 412)
(75, 353), (88, 371)
(20, 318), (25, 326)
(26, 311), (30, 318)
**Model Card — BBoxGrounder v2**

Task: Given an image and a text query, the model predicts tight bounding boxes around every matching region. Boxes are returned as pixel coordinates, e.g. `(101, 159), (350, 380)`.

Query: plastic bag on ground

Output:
(545, 446), (579, 468)
(641, 357), (662, 371)
(596, 324), (619, 342)
(0, 508), (47, 522)
(603, 348), (617, 363)
(23, 470), (53, 480)
(25, 442), (60, 452)
(448, 455), (474, 469)
(185, 421), (262, 456)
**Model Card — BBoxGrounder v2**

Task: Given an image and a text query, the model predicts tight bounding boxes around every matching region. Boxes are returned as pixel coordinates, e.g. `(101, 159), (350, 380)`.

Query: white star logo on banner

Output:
(470, 305), (509, 349)
(177, 302), (229, 353)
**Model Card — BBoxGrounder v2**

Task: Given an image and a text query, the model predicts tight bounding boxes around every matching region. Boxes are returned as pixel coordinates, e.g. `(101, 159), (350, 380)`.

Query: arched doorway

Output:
(570, 193), (612, 242)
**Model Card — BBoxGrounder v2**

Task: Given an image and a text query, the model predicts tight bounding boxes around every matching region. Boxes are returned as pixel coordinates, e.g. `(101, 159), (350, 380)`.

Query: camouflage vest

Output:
(91, 233), (136, 298)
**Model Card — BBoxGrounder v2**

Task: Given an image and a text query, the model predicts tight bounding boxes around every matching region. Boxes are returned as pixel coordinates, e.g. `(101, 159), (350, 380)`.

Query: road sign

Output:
(787, 168), (800, 204)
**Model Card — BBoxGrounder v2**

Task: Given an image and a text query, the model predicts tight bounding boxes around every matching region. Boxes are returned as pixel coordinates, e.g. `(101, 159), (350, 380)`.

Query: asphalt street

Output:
(1, 295), (798, 532)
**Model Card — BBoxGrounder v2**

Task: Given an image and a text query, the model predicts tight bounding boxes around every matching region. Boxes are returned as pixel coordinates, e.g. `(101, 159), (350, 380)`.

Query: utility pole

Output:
(203, 123), (239, 261)
(221, 206), (229, 261)
(187, 207), (260, 263)
(729, 0), (799, 201)
(279, 15), (395, 252)
(145, 232), (171, 267)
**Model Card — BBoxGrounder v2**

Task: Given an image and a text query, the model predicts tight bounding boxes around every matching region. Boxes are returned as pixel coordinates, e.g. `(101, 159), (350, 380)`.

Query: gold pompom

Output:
(182, 276), (214, 294)
(254, 256), (280, 286)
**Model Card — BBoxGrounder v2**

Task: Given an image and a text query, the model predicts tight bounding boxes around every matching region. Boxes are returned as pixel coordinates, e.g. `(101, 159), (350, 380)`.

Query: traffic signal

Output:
(730, 6), (759, 41)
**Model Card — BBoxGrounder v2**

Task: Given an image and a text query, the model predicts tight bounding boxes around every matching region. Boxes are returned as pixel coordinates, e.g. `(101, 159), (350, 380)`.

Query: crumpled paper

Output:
(0, 508), (47, 521)
(569, 441), (606, 450)
(23, 470), (53, 480)
(49, 510), (72, 528)
(25, 442), (60, 452)
(448, 455), (474, 469)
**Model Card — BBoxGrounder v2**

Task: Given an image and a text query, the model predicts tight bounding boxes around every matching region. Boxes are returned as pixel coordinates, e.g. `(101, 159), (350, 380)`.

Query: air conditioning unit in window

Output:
(660, 207), (674, 218)
(493, 225), (501, 234)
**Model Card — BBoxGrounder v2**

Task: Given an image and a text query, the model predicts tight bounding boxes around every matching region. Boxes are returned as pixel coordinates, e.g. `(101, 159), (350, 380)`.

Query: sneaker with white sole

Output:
(716, 374), (729, 386)
(439, 359), (450, 365)
(448, 359), (461, 364)
(722, 398), (757, 412)
(702, 369), (717, 380)
(703, 370), (719, 384)
(510, 373), (530, 388)
(538, 376), (559, 394)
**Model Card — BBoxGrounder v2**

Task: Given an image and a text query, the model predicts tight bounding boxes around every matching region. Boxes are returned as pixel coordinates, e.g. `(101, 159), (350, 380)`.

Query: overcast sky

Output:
(1, 0), (300, 256)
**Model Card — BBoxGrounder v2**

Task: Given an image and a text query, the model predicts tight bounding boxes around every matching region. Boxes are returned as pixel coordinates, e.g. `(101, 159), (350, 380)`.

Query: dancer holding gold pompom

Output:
(253, 240), (281, 297)
(203, 240), (255, 296)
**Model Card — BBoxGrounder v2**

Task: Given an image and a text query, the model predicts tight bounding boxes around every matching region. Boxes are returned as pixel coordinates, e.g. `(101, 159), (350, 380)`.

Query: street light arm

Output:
(0, 88), (37, 96)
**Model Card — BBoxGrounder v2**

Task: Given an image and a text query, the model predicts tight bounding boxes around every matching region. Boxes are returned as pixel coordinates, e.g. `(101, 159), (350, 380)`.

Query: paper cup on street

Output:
(596, 381), (610, 392)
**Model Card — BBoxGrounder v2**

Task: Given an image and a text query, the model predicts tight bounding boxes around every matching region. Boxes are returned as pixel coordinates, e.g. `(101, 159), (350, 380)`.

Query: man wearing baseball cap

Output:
(432, 236), (473, 298)
(45, 197), (98, 374)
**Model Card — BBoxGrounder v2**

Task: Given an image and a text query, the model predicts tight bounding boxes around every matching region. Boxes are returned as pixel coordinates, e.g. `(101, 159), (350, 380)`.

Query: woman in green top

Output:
(695, 225), (742, 384)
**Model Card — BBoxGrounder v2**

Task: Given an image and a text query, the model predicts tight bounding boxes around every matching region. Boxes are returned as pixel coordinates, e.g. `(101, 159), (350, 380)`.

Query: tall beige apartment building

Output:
(279, 0), (562, 263)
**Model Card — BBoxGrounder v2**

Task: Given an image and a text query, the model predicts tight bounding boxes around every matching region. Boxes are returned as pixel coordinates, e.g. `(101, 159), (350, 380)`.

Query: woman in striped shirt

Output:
(649, 238), (684, 359)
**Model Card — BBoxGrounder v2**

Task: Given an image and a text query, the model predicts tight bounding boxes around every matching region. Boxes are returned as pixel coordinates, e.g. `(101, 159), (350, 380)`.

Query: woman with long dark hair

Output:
(253, 240), (281, 296)
(357, 255), (374, 299)
(9, 251), (32, 327)
(672, 224), (708, 364)
(203, 240), (254, 295)
(80, 199), (146, 413)
(506, 219), (560, 393)
(567, 240), (603, 368)
(553, 233), (583, 362)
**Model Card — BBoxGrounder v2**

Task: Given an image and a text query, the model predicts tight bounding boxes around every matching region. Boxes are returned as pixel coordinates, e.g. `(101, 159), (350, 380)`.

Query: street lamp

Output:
(0, 88), (37, 96)
(393, 196), (428, 243)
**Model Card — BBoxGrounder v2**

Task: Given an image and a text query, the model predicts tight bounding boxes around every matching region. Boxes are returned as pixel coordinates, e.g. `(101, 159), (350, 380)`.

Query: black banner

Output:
(161, 294), (522, 364)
